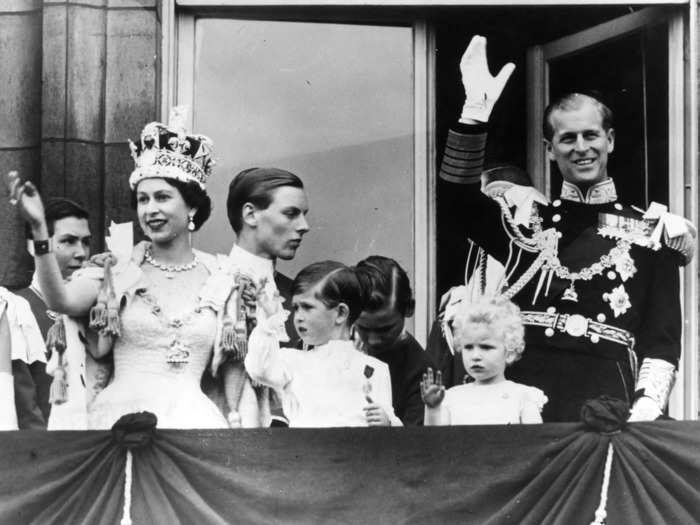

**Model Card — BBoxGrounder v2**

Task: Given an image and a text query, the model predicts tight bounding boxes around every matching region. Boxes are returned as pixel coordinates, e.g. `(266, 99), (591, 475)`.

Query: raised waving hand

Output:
(459, 35), (515, 124)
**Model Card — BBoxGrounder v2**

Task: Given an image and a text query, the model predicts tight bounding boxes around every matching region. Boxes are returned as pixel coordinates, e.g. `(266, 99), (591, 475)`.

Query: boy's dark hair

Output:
(227, 167), (304, 234)
(542, 92), (613, 141)
(354, 255), (415, 318)
(27, 197), (89, 239)
(130, 178), (212, 231)
(292, 260), (364, 325)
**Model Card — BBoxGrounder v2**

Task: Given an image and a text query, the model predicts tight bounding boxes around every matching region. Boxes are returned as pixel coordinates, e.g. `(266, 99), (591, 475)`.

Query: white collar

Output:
(29, 273), (45, 302)
(560, 178), (618, 204)
(312, 339), (357, 358)
(228, 244), (275, 277)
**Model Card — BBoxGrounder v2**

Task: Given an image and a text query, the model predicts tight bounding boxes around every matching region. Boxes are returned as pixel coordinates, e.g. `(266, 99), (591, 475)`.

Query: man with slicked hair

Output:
(436, 35), (693, 423)
(220, 167), (309, 427)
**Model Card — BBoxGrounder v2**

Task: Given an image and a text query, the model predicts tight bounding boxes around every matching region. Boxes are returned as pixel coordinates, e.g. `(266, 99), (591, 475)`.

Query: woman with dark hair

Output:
(244, 260), (401, 427)
(7, 114), (238, 429)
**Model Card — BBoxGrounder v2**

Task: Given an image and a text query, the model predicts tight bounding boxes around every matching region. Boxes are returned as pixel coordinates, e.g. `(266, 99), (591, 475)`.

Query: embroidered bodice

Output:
(87, 249), (232, 429)
(113, 284), (217, 384)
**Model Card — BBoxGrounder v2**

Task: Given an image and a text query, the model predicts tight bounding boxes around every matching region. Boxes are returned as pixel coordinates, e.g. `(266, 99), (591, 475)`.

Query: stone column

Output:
(42, 0), (159, 252)
(0, 0), (43, 287)
(0, 0), (160, 288)
(103, 0), (159, 228)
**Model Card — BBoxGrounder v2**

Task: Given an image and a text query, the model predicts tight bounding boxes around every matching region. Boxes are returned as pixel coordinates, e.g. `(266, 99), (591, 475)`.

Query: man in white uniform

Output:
(223, 167), (309, 427)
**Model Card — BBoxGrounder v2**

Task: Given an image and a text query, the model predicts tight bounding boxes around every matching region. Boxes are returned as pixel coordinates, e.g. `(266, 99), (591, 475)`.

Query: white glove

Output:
(459, 35), (515, 123)
(628, 358), (676, 422)
(628, 396), (662, 422)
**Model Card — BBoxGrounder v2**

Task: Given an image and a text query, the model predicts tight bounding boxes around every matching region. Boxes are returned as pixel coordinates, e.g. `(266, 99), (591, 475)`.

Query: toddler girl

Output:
(421, 298), (546, 425)
(245, 260), (402, 427)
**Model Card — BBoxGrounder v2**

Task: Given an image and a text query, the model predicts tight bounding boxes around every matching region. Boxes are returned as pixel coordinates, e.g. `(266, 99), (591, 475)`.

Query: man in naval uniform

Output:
(432, 35), (693, 422)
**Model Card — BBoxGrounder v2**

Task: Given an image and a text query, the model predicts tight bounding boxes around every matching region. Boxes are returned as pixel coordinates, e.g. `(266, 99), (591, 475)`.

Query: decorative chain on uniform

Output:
(542, 239), (632, 282)
(495, 197), (634, 302)
(499, 249), (548, 300)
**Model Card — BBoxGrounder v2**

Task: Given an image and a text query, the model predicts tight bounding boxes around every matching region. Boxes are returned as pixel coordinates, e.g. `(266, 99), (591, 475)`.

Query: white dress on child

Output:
(246, 316), (402, 427)
(88, 256), (230, 430)
(0, 289), (46, 430)
(441, 380), (547, 425)
(0, 372), (17, 430)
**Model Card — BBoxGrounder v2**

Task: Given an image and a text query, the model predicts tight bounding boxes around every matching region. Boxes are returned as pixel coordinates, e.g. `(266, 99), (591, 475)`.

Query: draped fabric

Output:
(1, 422), (699, 524)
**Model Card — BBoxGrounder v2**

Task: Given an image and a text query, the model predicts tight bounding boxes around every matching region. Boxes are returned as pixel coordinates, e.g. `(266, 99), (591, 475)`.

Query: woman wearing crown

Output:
(6, 111), (246, 429)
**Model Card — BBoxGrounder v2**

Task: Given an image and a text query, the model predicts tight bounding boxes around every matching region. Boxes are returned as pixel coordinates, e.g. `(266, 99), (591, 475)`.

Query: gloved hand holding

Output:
(628, 395), (662, 422)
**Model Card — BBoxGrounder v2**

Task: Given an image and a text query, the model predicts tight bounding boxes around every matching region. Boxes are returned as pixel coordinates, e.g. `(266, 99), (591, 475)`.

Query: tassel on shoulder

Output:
(46, 316), (68, 405)
(89, 257), (121, 337)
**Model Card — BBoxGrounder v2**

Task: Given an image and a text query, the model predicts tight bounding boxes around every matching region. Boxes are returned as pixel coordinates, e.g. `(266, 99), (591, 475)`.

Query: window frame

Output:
(526, 6), (698, 419)
(163, 6), (436, 345)
(163, 0), (698, 418)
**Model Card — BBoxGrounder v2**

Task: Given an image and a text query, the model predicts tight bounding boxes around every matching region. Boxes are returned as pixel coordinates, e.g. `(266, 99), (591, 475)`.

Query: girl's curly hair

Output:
(451, 297), (525, 363)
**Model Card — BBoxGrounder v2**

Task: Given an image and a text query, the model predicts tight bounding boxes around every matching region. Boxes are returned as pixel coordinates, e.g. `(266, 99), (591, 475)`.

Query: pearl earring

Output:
(187, 213), (195, 232)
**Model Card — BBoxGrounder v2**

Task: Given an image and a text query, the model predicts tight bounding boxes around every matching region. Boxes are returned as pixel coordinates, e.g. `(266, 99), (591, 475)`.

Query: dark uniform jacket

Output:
(371, 333), (434, 426)
(432, 124), (682, 422)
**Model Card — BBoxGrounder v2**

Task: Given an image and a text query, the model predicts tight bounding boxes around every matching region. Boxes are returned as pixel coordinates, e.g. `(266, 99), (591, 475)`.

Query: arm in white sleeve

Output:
(424, 403), (451, 426)
(374, 363), (403, 427)
(0, 304), (18, 430)
(0, 372), (17, 431)
(244, 312), (293, 391)
(629, 358), (676, 422)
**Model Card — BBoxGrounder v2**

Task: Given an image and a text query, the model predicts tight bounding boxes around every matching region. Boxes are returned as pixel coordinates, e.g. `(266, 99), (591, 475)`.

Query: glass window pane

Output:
(192, 19), (414, 283)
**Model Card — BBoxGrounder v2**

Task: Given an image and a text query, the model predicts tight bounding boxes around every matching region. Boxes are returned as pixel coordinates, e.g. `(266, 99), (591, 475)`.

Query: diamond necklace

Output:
(144, 247), (199, 279)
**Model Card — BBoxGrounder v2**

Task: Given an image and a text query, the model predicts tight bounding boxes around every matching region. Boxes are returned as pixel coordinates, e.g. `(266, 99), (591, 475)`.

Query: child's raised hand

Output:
(258, 289), (282, 318)
(421, 367), (445, 408)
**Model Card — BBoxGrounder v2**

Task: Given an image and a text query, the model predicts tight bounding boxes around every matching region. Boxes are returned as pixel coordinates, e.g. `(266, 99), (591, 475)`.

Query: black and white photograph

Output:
(0, 0), (699, 523)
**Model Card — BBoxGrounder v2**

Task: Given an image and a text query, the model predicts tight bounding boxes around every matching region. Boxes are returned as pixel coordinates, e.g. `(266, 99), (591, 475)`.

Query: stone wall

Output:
(0, 0), (160, 287)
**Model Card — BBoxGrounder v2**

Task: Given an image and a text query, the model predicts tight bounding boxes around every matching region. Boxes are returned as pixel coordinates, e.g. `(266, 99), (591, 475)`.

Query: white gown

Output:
(88, 271), (229, 430)
(0, 289), (45, 431)
(439, 380), (547, 425)
(0, 372), (17, 431)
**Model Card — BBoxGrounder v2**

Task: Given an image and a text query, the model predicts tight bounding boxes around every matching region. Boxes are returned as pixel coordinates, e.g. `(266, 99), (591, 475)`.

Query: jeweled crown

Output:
(128, 106), (215, 190)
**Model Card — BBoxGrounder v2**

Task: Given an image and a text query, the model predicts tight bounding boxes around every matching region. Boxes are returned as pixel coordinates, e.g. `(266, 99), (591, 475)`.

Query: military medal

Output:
(598, 212), (655, 248)
(603, 284), (631, 317)
(363, 365), (374, 402)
